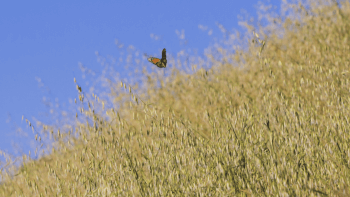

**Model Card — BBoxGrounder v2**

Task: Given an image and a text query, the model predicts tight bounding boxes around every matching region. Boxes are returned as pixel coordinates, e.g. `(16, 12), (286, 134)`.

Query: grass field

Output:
(1, 0), (350, 196)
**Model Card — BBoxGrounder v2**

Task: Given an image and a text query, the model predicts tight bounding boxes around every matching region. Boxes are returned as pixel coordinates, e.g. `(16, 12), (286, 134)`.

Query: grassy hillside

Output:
(1, 0), (350, 196)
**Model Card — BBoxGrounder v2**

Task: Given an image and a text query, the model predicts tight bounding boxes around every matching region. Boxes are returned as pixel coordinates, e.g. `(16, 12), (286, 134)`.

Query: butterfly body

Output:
(148, 48), (167, 68)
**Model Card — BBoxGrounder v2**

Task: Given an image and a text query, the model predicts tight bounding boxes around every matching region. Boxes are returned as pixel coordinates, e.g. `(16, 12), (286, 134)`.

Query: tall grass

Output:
(1, 0), (350, 196)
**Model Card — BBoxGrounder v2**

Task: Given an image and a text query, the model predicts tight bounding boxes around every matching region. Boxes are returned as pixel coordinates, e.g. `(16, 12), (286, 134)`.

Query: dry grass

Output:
(1, 0), (350, 196)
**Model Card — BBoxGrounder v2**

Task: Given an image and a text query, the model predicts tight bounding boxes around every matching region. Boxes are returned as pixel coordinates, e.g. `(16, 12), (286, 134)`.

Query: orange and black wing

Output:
(150, 58), (160, 64)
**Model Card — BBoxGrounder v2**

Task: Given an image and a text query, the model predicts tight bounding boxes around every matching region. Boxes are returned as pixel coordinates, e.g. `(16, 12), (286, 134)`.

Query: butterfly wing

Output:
(148, 57), (161, 64)
(159, 48), (167, 68)
(161, 48), (166, 60)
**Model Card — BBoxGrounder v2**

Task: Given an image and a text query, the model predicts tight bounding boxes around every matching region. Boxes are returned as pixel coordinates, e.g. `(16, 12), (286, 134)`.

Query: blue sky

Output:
(0, 0), (280, 160)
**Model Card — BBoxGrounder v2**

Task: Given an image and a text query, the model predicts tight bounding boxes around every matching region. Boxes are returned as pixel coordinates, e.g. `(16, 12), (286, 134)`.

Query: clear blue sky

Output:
(0, 0), (280, 160)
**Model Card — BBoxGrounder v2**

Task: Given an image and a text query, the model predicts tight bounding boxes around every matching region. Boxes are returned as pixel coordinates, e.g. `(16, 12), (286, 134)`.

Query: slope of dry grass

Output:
(1, 0), (350, 196)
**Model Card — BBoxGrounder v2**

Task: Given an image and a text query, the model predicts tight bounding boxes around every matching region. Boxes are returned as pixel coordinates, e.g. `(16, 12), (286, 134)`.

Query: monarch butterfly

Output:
(147, 48), (167, 68)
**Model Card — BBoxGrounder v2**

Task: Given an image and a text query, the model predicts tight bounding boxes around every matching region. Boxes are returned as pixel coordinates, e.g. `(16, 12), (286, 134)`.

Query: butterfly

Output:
(147, 48), (167, 68)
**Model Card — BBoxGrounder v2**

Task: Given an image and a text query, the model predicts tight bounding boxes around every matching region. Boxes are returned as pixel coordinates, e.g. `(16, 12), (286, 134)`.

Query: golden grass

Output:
(1, 0), (350, 196)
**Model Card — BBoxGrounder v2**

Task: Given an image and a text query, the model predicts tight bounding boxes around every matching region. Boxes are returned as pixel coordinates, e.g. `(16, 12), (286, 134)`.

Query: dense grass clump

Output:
(1, 0), (350, 196)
